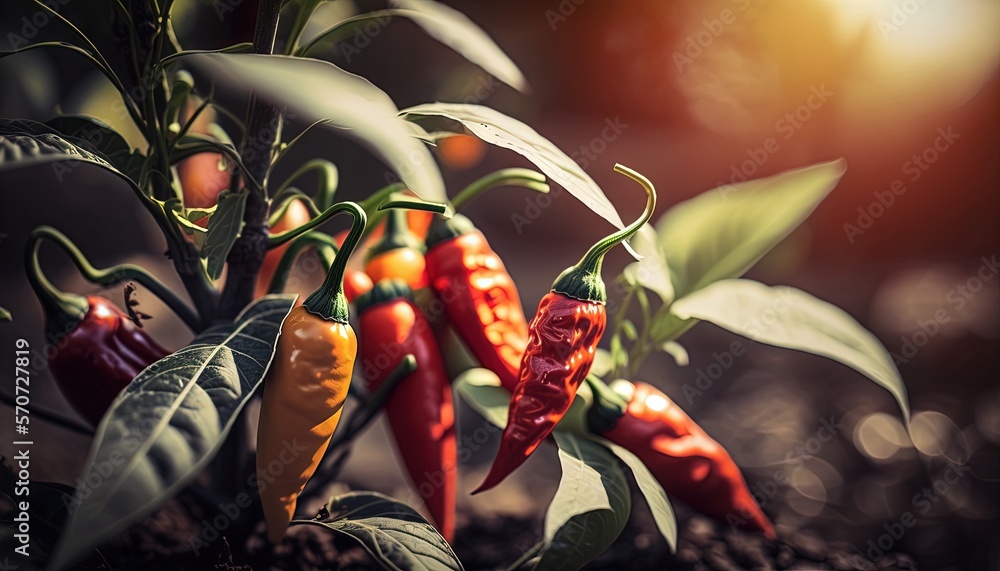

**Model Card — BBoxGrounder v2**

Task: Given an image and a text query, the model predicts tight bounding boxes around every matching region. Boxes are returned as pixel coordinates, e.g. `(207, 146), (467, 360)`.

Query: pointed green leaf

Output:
(658, 159), (847, 297)
(660, 341), (689, 366)
(624, 224), (674, 303)
(400, 103), (638, 257)
(388, 0), (528, 92)
(49, 296), (297, 570)
(291, 491), (464, 571)
(453, 367), (509, 428)
(672, 279), (909, 423)
(202, 189), (247, 280)
(45, 115), (143, 180)
(188, 53), (445, 201)
(537, 433), (630, 571)
(592, 436), (677, 552)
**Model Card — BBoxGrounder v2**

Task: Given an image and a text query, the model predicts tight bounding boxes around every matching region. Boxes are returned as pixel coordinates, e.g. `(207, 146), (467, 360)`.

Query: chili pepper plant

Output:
(0, 1), (911, 569)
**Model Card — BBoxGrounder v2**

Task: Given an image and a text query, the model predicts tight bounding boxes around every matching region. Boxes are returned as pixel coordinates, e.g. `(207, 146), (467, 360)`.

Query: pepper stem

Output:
(365, 207), (423, 262)
(450, 168), (549, 211)
(583, 375), (629, 434)
(551, 164), (656, 303)
(303, 202), (366, 322)
(25, 226), (202, 333)
(267, 231), (339, 294)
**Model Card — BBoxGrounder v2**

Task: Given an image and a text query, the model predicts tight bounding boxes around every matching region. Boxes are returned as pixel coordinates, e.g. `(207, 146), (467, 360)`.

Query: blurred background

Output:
(1, 0), (997, 569)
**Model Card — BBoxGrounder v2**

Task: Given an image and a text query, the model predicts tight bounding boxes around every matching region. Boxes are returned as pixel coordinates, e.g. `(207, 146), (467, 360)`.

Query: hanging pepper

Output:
(25, 227), (173, 427)
(255, 201), (366, 543)
(588, 378), (776, 538)
(356, 279), (456, 540)
(474, 164), (656, 493)
(364, 208), (428, 290)
(424, 214), (528, 392)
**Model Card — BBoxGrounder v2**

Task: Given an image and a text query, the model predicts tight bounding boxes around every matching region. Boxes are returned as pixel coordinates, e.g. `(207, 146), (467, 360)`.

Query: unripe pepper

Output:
(424, 214), (528, 393)
(474, 164), (656, 493)
(25, 228), (169, 427)
(364, 208), (428, 290)
(255, 201), (366, 543)
(590, 379), (776, 539)
(356, 279), (456, 540)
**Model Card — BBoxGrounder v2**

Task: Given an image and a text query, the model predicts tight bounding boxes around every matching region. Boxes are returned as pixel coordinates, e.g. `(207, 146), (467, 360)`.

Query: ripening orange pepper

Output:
(255, 202), (366, 543)
(364, 209), (428, 290)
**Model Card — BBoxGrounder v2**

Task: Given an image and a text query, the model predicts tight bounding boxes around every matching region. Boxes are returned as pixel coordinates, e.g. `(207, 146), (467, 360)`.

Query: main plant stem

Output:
(218, 0), (284, 319)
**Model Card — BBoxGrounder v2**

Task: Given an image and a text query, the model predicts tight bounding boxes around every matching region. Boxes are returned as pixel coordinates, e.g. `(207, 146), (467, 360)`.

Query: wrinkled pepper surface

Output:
(357, 279), (456, 540)
(596, 380), (776, 538)
(475, 164), (656, 493)
(424, 214), (528, 392)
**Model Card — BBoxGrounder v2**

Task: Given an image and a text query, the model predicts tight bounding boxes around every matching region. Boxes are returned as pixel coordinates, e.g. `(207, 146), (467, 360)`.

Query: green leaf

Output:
(49, 296), (297, 570)
(291, 491), (464, 571)
(0, 307), (10, 322)
(589, 348), (613, 378)
(657, 159), (847, 297)
(453, 368), (509, 428)
(202, 189), (247, 280)
(400, 103), (638, 258)
(387, 0), (528, 92)
(660, 341), (689, 366)
(187, 53), (445, 201)
(671, 279), (910, 423)
(592, 437), (677, 552)
(0, 118), (140, 192)
(623, 224), (674, 303)
(537, 433), (630, 571)
(45, 115), (143, 180)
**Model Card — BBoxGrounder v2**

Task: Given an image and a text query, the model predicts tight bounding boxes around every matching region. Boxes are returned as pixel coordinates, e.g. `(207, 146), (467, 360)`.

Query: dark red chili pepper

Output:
(25, 228), (168, 427)
(356, 279), (456, 540)
(474, 164), (656, 493)
(589, 377), (776, 538)
(424, 214), (528, 392)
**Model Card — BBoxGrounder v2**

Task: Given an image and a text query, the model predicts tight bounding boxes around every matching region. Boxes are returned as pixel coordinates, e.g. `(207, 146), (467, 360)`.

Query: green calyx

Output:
(584, 375), (630, 434)
(353, 278), (413, 314)
(366, 208), (424, 261)
(303, 202), (367, 323)
(551, 164), (657, 303)
(424, 213), (478, 249)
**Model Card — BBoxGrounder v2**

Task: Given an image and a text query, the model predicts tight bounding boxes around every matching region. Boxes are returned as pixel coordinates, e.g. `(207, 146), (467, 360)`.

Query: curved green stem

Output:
(551, 164), (656, 302)
(450, 168), (549, 211)
(302, 202), (366, 322)
(267, 231), (339, 294)
(285, 0), (324, 55)
(268, 192), (323, 226)
(26, 227), (200, 331)
(272, 158), (338, 210)
(578, 164), (656, 275)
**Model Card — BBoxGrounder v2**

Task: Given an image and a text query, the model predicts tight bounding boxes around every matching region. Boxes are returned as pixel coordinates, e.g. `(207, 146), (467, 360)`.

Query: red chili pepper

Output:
(364, 209), (428, 290)
(424, 214), (528, 392)
(356, 279), (456, 540)
(592, 379), (776, 539)
(474, 164), (656, 493)
(25, 230), (168, 426)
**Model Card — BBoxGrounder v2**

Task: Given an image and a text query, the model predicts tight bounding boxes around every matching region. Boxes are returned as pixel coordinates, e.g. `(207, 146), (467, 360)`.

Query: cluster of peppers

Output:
(27, 162), (776, 545)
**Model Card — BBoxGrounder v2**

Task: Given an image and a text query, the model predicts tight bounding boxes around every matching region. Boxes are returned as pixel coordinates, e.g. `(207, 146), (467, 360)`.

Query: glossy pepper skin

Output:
(600, 381), (776, 539)
(364, 209), (428, 290)
(424, 214), (528, 392)
(475, 164), (656, 494)
(49, 296), (168, 426)
(357, 280), (456, 540)
(255, 201), (366, 543)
